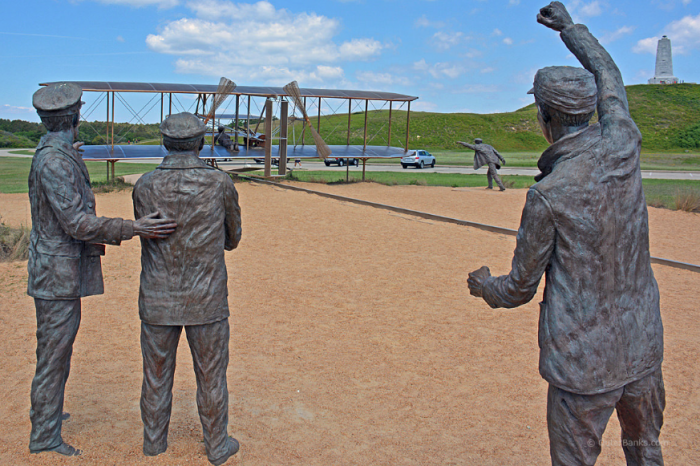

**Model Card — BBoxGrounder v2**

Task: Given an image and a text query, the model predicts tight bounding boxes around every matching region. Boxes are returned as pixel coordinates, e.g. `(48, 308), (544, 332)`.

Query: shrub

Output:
(674, 189), (700, 213)
(0, 217), (30, 262)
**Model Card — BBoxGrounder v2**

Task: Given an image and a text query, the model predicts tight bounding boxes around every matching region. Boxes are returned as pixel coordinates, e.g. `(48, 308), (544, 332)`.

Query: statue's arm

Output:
(494, 149), (506, 164)
(456, 141), (476, 150)
(481, 188), (555, 308)
(223, 175), (242, 251)
(538, 2), (629, 121)
(560, 24), (629, 120)
(41, 158), (132, 244)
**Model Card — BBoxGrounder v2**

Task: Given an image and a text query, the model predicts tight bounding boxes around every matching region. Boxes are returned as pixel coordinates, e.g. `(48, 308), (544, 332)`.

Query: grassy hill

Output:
(307, 83), (700, 152)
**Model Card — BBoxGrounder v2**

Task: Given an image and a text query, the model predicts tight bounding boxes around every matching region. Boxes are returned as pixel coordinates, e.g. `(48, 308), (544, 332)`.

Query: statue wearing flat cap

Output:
(456, 138), (507, 190)
(27, 82), (177, 457)
(133, 112), (242, 465)
(466, 3), (665, 465)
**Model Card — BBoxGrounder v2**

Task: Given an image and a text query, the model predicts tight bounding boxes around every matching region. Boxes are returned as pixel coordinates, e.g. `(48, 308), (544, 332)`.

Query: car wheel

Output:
(402, 164), (407, 169)
(431, 160), (435, 168)
(325, 161), (330, 167)
(339, 160), (344, 167)
(419, 161), (424, 169)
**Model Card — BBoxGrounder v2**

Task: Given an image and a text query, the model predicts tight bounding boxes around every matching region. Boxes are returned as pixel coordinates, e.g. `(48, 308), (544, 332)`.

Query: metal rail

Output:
(236, 176), (700, 274)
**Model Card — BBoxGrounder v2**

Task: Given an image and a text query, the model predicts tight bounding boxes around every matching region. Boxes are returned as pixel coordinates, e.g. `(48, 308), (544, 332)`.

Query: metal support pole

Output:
(317, 97), (322, 134)
(106, 92), (109, 146)
(405, 101), (411, 152)
(388, 101), (393, 147)
(160, 93), (163, 146)
(106, 160), (109, 182)
(347, 99), (352, 145)
(169, 93), (172, 117)
(301, 97), (307, 146)
(346, 160), (349, 182)
(362, 159), (366, 181)
(111, 92), (115, 151)
(234, 95), (240, 144)
(279, 99), (288, 176)
(264, 98), (273, 178)
(211, 93), (216, 151)
(246, 95), (251, 152)
(363, 100), (369, 151)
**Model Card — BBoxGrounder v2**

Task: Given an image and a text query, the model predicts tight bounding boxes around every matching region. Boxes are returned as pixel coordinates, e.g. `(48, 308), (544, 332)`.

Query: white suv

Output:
(401, 150), (436, 169)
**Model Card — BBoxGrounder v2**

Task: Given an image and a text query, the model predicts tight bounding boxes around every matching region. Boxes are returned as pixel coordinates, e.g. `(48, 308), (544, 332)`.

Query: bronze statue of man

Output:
(467, 3), (665, 465)
(456, 138), (507, 190)
(28, 82), (176, 456)
(214, 126), (239, 152)
(133, 112), (242, 465)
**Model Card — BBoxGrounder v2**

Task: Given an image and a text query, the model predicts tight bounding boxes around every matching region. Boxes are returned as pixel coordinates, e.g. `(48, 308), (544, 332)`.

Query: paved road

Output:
(3, 149), (699, 180)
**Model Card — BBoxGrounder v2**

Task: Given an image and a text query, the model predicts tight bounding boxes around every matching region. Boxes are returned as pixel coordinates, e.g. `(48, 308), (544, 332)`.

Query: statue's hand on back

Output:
(537, 1), (574, 32)
(134, 212), (177, 239)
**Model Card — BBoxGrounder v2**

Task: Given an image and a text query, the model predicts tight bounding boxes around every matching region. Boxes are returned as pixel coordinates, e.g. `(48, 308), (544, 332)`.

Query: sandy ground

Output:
(1, 182), (699, 465)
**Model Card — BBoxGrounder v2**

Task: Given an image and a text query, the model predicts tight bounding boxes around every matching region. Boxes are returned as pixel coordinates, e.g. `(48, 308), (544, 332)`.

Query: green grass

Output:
(0, 157), (158, 194)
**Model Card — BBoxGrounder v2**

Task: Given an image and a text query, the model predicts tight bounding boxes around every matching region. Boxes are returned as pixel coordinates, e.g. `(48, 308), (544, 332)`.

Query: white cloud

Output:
(413, 59), (429, 71)
(454, 84), (500, 94)
(356, 71), (411, 87)
(480, 67), (495, 74)
(415, 15), (445, 29)
(413, 59), (463, 79)
(432, 31), (463, 51)
(682, 0), (692, 5)
(145, 1), (383, 85)
(503, 37), (514, 45)
(599, 25), (635, 44)
(92, 0), (179, 7)
(413, 101), (438, 112)
(633, 13), (700, 54)
(116, 35), (125, 42)
(567, 0), (607, 19)
(509, 0), (520, 5)
(492, 28), (502, 36)
(1, 104), (35, 115)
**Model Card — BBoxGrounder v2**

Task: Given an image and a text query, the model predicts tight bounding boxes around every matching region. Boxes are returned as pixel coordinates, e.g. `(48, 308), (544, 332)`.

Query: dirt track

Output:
(1, 182), (698, 465)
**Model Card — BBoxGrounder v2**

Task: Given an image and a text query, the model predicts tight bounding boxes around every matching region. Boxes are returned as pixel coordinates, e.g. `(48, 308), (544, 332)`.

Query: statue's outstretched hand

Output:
(134, 211), (177, 239)
(537, 2), (574, 32)
(467, 265), (491, 298)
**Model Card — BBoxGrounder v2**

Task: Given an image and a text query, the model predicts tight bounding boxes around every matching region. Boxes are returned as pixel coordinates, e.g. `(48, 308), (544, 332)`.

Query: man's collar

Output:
(535, 123), (600, 182)
(158, 152), (213, 170)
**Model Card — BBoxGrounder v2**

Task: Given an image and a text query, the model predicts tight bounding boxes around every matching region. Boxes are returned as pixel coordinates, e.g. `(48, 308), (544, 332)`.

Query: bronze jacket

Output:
(481, 24), (663, 395)
(133, 153), (242, 326)
(27, 133), (134, 300)
(460, 142), (506, 170)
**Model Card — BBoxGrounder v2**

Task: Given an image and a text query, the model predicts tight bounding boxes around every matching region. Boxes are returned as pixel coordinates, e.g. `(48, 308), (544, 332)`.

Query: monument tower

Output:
(648, 36), (679, 84)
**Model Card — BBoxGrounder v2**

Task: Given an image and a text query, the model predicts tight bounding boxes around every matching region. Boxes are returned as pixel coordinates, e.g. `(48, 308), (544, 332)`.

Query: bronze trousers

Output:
(29, 298), (81, 452)
(547, 367), (665, 466)
(140, 318), (231, 463)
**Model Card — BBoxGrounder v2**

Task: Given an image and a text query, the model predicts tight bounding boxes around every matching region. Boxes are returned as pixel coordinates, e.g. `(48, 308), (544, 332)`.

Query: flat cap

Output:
(33, 82), (83, 117)
(160, 112), (206, 141)
(529, 66), (596, 115)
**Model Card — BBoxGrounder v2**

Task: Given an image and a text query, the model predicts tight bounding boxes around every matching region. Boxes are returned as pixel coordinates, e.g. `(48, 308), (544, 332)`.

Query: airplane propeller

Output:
(203, 77), (237, 125)
(283, 81), (332, 158)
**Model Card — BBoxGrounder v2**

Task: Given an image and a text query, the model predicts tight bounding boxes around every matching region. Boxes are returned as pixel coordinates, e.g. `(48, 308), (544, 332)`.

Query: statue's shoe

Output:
(210, 437), (240, 466)
(31, 442), (82, 456)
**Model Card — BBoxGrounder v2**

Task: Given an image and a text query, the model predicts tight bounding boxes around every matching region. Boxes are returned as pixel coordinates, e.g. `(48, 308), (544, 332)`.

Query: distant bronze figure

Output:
(28, 82), (176, 457)
(214, 126), (239, 152)
(133, 112), (242, 465)
(456, 138), (507, 190)
(467, 3), (665, 465)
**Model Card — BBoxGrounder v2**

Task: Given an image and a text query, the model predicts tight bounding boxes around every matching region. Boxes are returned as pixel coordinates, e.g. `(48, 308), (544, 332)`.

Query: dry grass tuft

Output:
(0, 216), (30, 262)
(674, 189), (700, 213)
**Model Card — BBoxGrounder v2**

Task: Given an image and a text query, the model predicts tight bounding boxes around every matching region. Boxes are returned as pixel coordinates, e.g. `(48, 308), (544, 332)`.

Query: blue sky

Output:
(1, 0), (699, 123)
